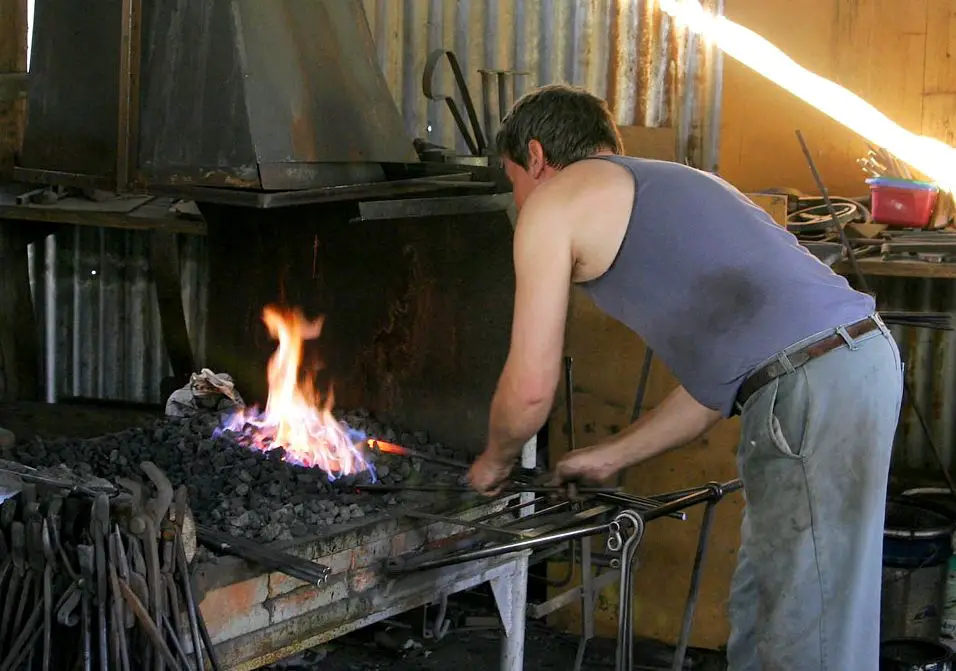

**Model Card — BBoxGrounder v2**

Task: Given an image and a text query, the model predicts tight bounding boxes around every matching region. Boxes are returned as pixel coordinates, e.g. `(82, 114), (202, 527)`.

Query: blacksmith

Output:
(467, 84), (902, 670)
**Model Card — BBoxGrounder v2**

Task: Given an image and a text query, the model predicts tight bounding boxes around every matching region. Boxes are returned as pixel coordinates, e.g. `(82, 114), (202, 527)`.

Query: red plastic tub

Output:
(867, 176), (940, 228)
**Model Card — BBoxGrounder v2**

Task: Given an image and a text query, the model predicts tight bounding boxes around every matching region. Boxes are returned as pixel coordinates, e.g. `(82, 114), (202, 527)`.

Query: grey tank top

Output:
(579, 155), (875, 417)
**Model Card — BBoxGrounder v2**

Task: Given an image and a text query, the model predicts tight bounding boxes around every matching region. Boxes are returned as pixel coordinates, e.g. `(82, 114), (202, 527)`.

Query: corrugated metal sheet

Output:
(362, 0), (724, 169)
(872, 277), (956, 474)
(27, 229), (207, 404)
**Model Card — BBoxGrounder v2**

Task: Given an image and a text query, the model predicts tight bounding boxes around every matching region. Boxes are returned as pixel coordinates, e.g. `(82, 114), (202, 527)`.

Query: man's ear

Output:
(527, 139), (547, 179)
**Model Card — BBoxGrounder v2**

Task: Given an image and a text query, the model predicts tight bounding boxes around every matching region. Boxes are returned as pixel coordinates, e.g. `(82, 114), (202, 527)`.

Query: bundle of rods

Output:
(880, 311), (954, 331)
(0, 461), (220, 671)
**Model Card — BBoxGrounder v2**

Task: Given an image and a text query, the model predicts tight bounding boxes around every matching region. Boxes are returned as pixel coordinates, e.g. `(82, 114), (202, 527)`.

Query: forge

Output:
(2, 406), (534, 669)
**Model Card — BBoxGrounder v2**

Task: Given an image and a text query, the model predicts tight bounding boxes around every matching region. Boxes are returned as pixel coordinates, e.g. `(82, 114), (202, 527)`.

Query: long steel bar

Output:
(671, 501), (718, 671)
(385, 522), (612, 575)
(368, 442), (472, 471)
(795, 130), (870, 293)
(402, 510), (533, 538)
(595, 492), (687, 521)
(642, 480), (742, 522)
(196, 526), (331, 585)
(354, 484), (620, 495)
(469, 496), (551, 524)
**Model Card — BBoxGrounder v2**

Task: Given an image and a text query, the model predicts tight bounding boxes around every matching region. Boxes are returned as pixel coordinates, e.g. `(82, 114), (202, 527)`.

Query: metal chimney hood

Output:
(16, 0), (419, 194)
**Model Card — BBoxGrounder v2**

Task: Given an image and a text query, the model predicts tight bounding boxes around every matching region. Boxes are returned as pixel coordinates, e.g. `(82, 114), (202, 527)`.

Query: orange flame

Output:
(218, 305), (373, 480)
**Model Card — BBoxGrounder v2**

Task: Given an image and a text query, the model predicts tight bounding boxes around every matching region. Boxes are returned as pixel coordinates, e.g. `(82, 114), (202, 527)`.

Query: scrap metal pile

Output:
(0, 461), (216, 671)
(7, 409), (471, 545)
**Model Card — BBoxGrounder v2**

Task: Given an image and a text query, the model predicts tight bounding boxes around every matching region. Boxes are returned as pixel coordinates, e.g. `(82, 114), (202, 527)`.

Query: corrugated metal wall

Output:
(872, 277), (956, 473)
(362, 0), (724, 169)
(28, 230), (207, 404)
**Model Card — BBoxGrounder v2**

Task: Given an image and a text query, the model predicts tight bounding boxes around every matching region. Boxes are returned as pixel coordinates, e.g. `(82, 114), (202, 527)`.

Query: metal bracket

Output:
(422, 593), (451, 642)
(356, 193), (513, 222)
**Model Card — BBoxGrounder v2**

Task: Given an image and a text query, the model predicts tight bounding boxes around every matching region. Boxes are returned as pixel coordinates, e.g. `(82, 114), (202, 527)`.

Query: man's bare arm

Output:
(554, 385), (722, 484)
(485, 195), (574, 467)
(613, 385), (722, 466)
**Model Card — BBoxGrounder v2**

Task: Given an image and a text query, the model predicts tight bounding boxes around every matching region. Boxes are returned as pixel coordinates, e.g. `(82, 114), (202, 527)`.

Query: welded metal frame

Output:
(384, 479), (742, 671)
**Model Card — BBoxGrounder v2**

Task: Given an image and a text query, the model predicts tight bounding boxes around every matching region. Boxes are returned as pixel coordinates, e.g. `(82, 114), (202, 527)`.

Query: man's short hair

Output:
(495, 84), (623, 169)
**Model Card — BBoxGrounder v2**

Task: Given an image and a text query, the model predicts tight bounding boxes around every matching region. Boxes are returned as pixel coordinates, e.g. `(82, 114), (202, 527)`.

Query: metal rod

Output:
(469, 496), (550, 524)
(671, 501), (718, 671)
(563, 356), (583, 500)
(402, 510), (532, 538)
(614, 511), (646, 671)
(565, 356), (576, 452)
(903, 375), (956, 501)
(196, 526), (330, 585)
(497, 72), (510, 122)
(386, 522), (612, 575)
(641, 480), (742, 523)
(795, 130), (870, 294)
(368, 442), (471, 471)
(596, 492), (687, 521)
(630, 348), (654, 423)
(354, 484), (620, 496)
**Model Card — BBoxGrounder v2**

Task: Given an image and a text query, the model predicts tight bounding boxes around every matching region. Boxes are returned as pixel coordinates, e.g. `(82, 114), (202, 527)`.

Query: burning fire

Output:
(658, 0), (956, 193)
(217, 305), (375, 481)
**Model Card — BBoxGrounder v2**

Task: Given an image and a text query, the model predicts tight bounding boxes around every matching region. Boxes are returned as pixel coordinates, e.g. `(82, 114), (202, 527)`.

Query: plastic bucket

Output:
(901, 489), (956, 523)
(867, 177), (939, 228)
(902, 489), (956, 650)
(883, 499), (954, 640)
(880, 638), (954, 671)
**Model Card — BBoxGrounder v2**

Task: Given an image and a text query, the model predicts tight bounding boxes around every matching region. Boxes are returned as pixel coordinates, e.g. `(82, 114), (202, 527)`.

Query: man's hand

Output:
(551, 386), (724, 488)
(551, 441), (625, 486)
(467, 450), (514, 496)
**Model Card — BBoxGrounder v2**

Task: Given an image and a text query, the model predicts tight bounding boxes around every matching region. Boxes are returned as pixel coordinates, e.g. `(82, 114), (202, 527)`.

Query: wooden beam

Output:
(0, 72), (27, 102)
(0, 196), (207, 235)
(0, 0), (27, 179)
(148, 230), (196, 392)
(0, 221), (39, 400)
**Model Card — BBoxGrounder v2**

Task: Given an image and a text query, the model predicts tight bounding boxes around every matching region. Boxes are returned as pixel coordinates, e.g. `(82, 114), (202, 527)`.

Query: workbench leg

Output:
(494, 553), (528, 671)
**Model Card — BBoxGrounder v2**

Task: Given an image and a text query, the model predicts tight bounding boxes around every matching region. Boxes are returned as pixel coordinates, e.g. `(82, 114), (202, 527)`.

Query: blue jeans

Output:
(726, 317), (903, 670)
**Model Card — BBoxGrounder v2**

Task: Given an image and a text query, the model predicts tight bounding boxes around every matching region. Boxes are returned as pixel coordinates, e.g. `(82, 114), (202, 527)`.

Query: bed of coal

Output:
(7, 408), (471, 544)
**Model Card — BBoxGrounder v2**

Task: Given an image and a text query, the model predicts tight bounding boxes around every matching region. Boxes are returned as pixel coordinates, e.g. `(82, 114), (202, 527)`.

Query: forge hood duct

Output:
(18, 0), (419, 192)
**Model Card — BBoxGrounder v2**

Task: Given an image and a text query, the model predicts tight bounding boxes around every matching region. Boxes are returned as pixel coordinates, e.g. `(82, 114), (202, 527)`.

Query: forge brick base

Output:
(194, 499), (510, 667)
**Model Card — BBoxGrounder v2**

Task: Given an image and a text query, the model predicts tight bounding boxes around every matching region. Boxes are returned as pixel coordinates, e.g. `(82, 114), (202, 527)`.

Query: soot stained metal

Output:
(17, 0), (419, 192)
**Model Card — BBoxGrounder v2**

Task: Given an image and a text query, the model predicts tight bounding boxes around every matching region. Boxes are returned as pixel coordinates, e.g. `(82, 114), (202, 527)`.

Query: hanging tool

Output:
(422, 49), (487, 156)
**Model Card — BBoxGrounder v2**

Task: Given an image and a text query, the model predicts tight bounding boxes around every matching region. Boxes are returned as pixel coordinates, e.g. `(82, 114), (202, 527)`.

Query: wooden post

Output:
(0, 222), (40, 400)
(0, 0), (36, 401)
(0, 0), (27, 179)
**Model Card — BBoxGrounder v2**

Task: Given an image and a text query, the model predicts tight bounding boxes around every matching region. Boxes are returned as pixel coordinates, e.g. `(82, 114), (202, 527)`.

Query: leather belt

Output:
(734, 316), (880, 412)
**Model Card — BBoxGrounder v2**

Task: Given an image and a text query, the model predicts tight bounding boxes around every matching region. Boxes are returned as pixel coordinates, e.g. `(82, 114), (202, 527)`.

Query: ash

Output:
(11, 408), (470, 543)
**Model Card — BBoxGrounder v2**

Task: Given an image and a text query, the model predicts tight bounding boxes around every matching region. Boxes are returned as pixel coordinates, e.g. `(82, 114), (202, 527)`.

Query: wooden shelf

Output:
(0, 194), (205, 235)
